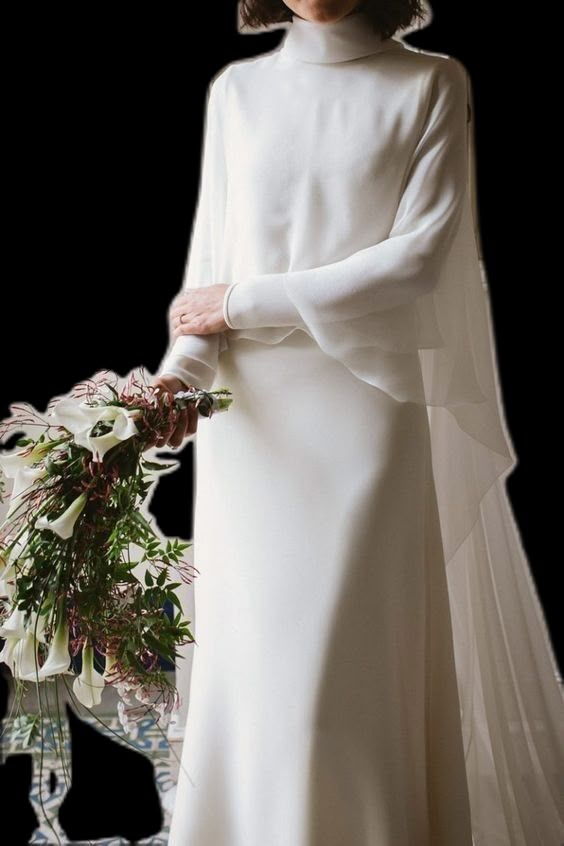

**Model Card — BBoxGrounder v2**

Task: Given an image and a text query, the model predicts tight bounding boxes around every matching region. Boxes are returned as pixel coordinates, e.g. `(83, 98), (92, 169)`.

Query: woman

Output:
(152, 2), (564, 844)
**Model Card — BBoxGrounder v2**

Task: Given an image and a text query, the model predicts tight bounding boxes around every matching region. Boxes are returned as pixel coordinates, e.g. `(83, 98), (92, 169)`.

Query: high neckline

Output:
(279, 9), (405, 64)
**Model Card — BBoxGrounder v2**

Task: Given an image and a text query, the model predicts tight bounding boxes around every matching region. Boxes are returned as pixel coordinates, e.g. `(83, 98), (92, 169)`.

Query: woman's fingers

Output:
(155, 421), (175, 448)
(165, 407), (186, 448)
(165, 403), (199, 446)
(145, 374), (201, 448)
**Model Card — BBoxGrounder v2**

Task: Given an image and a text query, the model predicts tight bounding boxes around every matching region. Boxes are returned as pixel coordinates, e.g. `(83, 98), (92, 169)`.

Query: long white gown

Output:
(157, 10), (564, 846)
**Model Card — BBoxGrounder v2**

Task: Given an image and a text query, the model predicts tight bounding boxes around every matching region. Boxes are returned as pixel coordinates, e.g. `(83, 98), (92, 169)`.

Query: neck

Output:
(292, 7), (363, 23)
(279, 9), (401, 64)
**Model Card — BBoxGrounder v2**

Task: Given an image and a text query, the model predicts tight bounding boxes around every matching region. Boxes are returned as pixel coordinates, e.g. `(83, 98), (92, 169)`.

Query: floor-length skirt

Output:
(168, 328), (474, 846)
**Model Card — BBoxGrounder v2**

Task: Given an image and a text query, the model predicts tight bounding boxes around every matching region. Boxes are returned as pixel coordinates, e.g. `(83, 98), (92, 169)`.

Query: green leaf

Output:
(141, 460), (178, 472)
(125, 651), (147, 674)
(144, 570), (154, 587)
(168, 593), (183, 612)
(145, 632), (165, 654)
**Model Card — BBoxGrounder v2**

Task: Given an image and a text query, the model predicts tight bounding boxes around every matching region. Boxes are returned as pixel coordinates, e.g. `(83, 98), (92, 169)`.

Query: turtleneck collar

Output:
(279, 9), (405, 64)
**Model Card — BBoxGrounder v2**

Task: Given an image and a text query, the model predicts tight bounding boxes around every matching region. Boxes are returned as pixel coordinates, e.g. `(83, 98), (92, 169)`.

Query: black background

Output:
(3, 1), (562, 678)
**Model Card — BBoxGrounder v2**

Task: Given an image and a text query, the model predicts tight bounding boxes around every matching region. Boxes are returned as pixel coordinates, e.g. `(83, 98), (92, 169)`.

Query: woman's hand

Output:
(169, 284), (231, 337)
(146, 374), (200, 449)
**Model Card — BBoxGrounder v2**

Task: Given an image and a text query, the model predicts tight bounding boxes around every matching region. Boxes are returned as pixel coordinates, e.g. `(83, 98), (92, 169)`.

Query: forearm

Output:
(222, 204), (463, 331)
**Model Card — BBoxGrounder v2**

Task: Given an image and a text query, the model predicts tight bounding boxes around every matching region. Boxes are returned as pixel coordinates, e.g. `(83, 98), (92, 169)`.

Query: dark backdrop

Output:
(3, 3), (561, 673)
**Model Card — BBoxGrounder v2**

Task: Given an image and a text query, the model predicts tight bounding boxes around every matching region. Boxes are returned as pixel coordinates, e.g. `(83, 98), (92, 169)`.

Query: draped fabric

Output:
(157, 9), (564, 842)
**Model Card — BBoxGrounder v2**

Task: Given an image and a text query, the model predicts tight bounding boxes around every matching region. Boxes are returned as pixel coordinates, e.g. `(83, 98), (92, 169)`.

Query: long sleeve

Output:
(157, 71), (227, 391)
(222, 58), (469, 332)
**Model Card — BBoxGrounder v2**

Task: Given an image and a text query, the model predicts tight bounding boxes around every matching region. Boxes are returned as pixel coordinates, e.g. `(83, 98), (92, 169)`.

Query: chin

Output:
(296, 2), (360, 24)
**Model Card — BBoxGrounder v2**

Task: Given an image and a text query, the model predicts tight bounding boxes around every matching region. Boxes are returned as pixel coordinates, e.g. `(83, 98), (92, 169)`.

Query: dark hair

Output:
(239, 0), (427, 40)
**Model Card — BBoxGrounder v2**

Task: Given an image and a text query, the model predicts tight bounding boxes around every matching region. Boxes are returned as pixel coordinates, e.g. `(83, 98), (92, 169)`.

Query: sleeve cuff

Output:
(158, 354), (217, 392)
(222, 273), (302, 330)
(157, 334), (219, 392)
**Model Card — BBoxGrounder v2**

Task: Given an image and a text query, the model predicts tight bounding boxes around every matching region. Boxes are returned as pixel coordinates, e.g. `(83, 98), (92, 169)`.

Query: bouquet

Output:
(0, 367), (232, 745)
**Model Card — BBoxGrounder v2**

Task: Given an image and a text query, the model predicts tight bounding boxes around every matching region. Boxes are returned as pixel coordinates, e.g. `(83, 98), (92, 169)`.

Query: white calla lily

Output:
(0, 531), (33, 600)
(102, 650), (119, 683)
(0, 607), (28, 639)
(37, 612), (71, 679)
(1, 560), (29, 602)
(29, 609), (49, 644)
(36, 492), (88, 539)
(73, 643), (105, 708)
(0, 451), (35, 477)
(3, 464), (49, 521)
(49, 399), (140, 461)
(0, 440), (56, 478)
(0, 604), (49, 643)
(50, 398), (123, 430)
(0, 529), (31, 573)
(12, 630), (42, 681)
(0, 565), (19, 602)
(0, 635), (19, 672)
(81, 429), (127, 461)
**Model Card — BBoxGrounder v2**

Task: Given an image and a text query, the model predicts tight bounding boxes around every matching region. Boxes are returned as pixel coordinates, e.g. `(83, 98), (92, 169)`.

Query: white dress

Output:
(158, 10), (564, 846)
